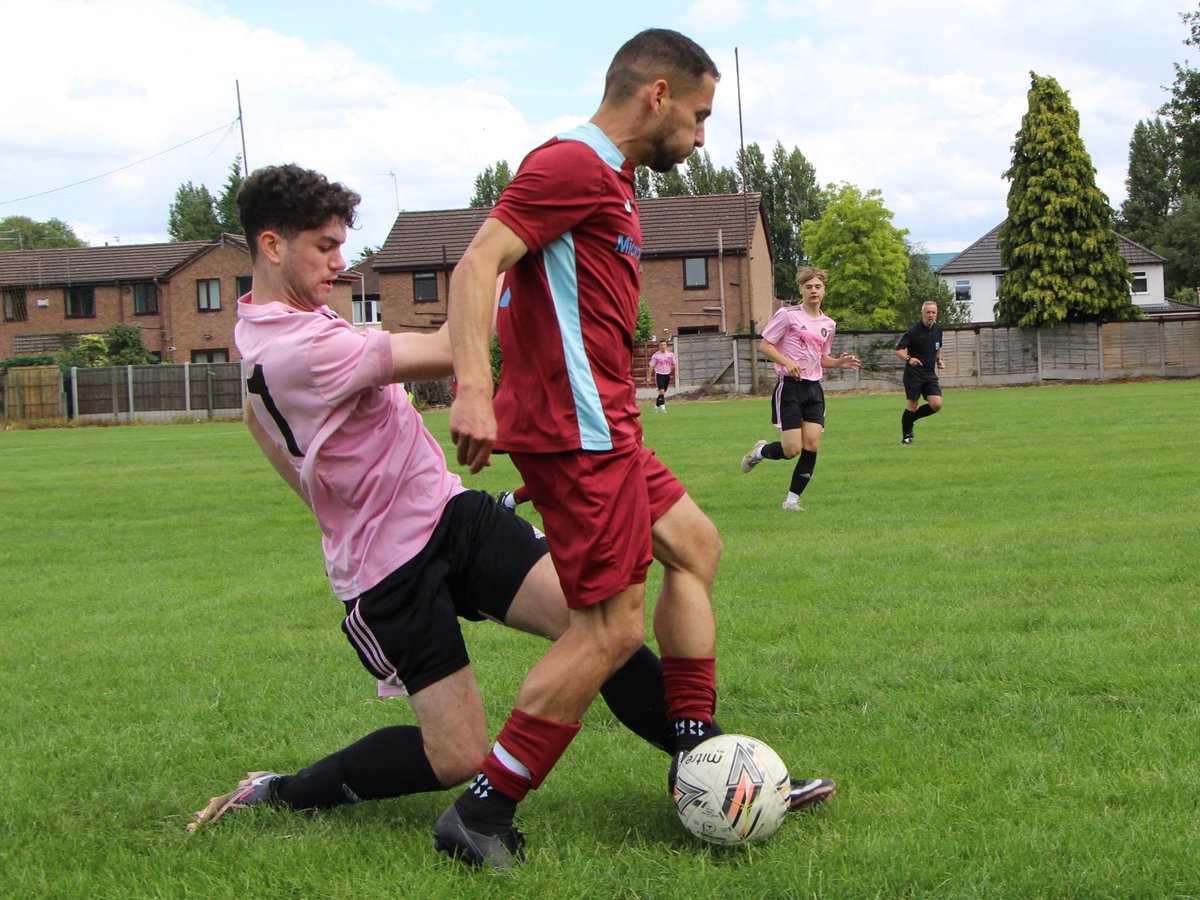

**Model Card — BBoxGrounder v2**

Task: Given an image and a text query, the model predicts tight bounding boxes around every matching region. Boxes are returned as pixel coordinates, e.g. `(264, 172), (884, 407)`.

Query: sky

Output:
(0, 0), (1193, 262)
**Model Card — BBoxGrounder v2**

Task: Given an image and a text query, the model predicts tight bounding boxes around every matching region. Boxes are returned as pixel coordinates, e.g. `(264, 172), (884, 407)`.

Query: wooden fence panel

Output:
(1, 366), (63, 419)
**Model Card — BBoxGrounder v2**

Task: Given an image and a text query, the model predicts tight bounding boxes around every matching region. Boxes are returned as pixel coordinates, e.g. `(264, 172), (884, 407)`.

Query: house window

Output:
(1130, 271), (1148, 294)
(133, 283), (158, 315)
(191, 349), (229, 363)
(236, 275), (253, 298)
(197, 279), (221, 312)
(3, 287), (28, 322)
(954, 280), (971, 304)
(413, 271), (438, 303)
(683, 257), (708, 289)
(354, 297), (382, 326)
(66, 285), (95, 318)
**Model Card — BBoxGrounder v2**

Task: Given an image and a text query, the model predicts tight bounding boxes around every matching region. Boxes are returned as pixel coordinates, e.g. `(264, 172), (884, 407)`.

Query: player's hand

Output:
(449, 390), (496, 474)
(840, 352), (861, 371)
(937, 359), (945, 369)
(785, 359), (805, 378)
(907, 356), (921, 366)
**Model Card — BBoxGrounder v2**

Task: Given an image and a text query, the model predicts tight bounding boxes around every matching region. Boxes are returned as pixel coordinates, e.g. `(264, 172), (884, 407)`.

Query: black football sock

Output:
(673, 718), (724, 756)
(913, 404), (937, 421)
(902, 409), (916, 437)
(274, 725), (442, 809)
(454, 774), (519, 831)
(789, 450), (817, 497)
(600, 645), (674, 752)
(760, 441), (785, 460)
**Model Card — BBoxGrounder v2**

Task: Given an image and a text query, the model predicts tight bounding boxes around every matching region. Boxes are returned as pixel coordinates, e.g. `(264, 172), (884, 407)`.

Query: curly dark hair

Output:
(237, 164), (361, 262)
(602, 29), (720, 104)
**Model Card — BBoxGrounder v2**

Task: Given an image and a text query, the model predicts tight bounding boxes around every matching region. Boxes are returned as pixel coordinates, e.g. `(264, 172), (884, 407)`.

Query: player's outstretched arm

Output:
(389, 324), (454, 384)
(448, 218), (529, 474)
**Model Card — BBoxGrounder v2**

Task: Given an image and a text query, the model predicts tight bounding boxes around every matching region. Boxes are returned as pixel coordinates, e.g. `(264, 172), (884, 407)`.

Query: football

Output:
(673, 733), (790, 846)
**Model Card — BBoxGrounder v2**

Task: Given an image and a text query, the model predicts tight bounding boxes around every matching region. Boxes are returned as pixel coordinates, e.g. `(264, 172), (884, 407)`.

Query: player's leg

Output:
(435, 451), (652, 867)
(188, 588), (483, 830)
(496, 483), (531, 510)
(648, 489), (721, 756)
(901, 378), (922, 443)
(741, 379), (795, 472)
(781, 385), (823, 509)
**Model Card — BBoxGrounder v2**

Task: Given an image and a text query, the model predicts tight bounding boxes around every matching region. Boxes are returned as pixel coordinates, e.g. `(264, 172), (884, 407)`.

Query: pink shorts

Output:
(510, 444), (686, 608)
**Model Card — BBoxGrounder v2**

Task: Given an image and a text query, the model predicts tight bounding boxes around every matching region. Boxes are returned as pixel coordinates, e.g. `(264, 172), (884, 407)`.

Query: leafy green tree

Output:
(649, 167), (689, 196)
(1117, 118), (1177, 245)
(634, 297), (655, 342)
(1162, 7), (1200, 196)
(761, 142), (824, 304)
(215, 156), (244, 235)
(680, 150), (739, 195)
(58, 334), (109, 368)
(104, 324), (156, 365)
(168, 182), (221, 241)
(634, 166), (653, 199)
(1155, 193), (1200, 298)
(800, 183), (910, 330)
(351, 244), (382, 266)
(469, 161), (513, 208)
(0, 215), (87, 250)
(903, 242), (964, 325)
(996, 72), (1138, 325)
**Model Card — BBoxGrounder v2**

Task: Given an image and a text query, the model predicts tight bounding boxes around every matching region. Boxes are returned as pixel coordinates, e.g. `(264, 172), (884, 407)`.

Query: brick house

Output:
(0, 235), (355, 363)
(371, 192), (775, 338)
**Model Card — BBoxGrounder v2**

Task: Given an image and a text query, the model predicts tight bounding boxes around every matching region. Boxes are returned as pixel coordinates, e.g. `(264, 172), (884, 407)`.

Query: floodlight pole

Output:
(236, 80), (249, 174)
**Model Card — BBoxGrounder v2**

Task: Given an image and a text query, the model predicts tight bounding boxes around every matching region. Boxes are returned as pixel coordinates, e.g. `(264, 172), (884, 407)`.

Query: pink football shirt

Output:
(761, 305), (836, 381)
(236, 296), (463, 600)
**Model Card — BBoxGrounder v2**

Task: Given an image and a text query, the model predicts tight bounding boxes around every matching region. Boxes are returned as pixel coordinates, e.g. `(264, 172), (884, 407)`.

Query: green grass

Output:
(1, 379), (1198, 898)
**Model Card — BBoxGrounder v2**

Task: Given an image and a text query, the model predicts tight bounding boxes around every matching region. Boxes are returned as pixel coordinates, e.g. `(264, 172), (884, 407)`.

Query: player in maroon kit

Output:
(442, 30), (831, 867)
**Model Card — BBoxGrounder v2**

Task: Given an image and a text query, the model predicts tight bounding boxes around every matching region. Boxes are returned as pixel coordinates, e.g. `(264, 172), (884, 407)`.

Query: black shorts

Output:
(903, 370), (942, 402)
(772, 376), (825, 429)
(340, 490), (548, 696)
(655, 373), (671, 391)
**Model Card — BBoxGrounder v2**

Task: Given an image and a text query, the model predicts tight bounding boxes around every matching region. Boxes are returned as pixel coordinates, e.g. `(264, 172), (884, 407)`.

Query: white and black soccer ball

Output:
(673, 733), (790, 846)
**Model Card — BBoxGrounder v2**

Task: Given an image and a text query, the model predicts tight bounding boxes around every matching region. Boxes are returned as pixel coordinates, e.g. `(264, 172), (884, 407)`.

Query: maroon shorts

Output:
(510, 444), (686, 608)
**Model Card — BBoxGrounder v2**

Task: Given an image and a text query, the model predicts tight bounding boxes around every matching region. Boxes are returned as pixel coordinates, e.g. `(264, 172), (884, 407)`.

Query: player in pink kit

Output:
(187, 164), (691, 837)
(446, 30), (832, 867)
(648, 340), (677, 412)
(740, 266), (860, 510)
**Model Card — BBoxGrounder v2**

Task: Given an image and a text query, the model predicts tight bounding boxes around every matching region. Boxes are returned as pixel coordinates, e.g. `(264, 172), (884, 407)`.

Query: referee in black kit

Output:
(895, 300), (945, 445)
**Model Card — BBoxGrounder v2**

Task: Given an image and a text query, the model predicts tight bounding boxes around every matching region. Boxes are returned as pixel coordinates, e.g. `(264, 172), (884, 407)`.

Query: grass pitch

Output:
(1, 379), (1197, 898)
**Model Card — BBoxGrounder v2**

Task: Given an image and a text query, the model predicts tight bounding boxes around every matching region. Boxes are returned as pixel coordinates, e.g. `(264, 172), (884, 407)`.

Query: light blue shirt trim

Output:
(543, 233), (612, 451)
(556, 122), (625, 173)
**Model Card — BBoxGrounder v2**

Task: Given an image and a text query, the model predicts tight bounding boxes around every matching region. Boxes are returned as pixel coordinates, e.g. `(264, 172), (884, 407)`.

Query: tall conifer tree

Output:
(996, 73), (1138, 325)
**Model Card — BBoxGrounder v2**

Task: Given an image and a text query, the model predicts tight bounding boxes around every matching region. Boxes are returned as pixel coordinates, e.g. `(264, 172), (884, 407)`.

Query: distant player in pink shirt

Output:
(648, 340), (677, 413)
(187, 164), (687, 841)
(740, 266), (860, 510)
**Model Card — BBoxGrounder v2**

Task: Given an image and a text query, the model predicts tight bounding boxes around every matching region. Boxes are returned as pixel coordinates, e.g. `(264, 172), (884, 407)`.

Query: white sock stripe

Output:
(492, 740), (531, 780)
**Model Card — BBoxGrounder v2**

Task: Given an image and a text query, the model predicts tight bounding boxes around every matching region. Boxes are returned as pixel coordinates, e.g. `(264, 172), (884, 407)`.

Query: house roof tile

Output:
(938, 222), (1166, 274)
(0, 234), (248, 287)
(372, 193), (766, 271)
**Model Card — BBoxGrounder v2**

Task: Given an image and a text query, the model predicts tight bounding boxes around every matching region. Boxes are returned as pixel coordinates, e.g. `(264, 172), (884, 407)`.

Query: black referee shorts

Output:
(903, 370), (942, 402)
(340, 490), (548, 696)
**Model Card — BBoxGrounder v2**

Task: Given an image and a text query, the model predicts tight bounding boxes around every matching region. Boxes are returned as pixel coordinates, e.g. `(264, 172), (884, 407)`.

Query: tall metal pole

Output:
(236, 80), (249, 174)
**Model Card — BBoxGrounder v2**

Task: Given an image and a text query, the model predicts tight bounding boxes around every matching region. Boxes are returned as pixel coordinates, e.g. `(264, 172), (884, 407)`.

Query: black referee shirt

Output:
(896, 322), (943, 375)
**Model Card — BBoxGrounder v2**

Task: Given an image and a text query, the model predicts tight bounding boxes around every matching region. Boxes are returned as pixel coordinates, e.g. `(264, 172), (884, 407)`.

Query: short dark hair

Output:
(237, 164), (361, 262)
(603, 29), (720, 104)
